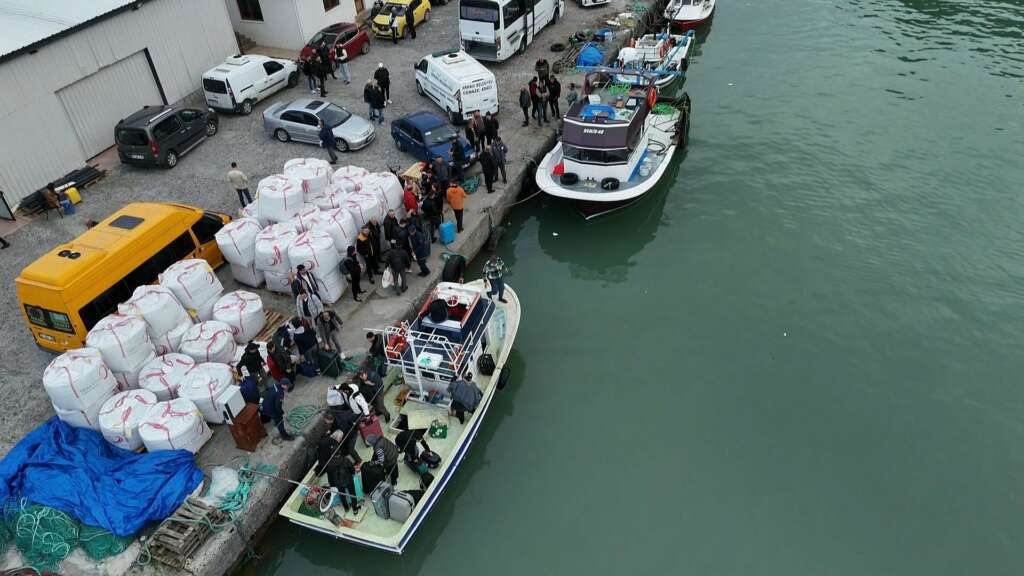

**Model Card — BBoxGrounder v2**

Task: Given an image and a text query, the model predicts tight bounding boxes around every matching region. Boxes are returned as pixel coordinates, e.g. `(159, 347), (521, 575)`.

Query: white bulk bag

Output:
(152, 320), (191, 356)
(213, 291), (266, 344)
(160, 259), (224, 312)
(315, 187), (347, 211)
(86, 314), (155, 374)
(111, 350), (155, 391)
(256, 174), (303, 223)
(98, 389), (158, 451)
(314, 207), (358, 253)
(254, 224), (299, 275)
(288, 230), (340, 278)
(215, 218), (262, 266)
(230, 262), (265, 288)
(289, 204), (323, 232)
(284, 158), (332, 203)
(178, 363), (236, 424)
(53, 389), (112, 431)
(264, 271), (292, 294)
(316, 269), (347, 304)
(331, 165), (369, 190)
(179, 321), (238, 364)
(192, 293), (220, 322)
(138, 353), (196, 401)
(342, 193), (384, 230)
(362, 172), (405, 216)
(241, 202), (269, 227)
(118, 285), (191, 339)
(43, 347), (118, 412)
(138, 398), (212, 453)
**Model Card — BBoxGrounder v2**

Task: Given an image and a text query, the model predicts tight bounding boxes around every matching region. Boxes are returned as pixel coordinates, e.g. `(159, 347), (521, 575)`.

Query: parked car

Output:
(372, 0), (431, 40)
(300, 23), (371, 62)
(391, 111), (475, 169)
(415, 50), (499, 123)
(116, 105), (219, 168)
(263, 98), (375, 152)
(202, 54), (298, 115)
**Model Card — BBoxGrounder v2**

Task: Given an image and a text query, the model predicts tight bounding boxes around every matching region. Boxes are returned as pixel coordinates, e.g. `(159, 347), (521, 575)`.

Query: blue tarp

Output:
(576, 43), (605, 67)
(0, 417), (204, 536)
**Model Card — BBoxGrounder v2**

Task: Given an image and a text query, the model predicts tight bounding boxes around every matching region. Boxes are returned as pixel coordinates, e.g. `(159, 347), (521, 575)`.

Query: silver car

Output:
(262, 98), (375, 152)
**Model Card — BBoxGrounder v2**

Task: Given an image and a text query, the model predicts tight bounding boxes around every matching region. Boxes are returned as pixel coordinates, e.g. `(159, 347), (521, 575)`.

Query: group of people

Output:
(518, 59), (579, 127)
(299, 39), (352, 99)
(462, 111), (509, 194)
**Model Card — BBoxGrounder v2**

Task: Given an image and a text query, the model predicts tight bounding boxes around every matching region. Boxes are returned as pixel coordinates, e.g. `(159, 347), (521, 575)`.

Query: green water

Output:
(246, 1), (1024, 574)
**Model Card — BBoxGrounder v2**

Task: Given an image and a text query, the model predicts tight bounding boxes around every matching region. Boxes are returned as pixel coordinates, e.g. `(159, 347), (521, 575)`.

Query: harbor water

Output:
(244, 0), (1024, 574)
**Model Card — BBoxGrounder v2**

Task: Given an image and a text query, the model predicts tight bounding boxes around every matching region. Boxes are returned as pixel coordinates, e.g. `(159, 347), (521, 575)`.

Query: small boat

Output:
(664, 0), (715, 30)
(278, 280), (520, 554)
(614, 30), (694, 92)
(536, 69), (691, 219)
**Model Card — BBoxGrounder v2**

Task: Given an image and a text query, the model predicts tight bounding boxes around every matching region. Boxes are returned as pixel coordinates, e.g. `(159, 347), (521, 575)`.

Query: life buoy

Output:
(647, 87), (657, 109)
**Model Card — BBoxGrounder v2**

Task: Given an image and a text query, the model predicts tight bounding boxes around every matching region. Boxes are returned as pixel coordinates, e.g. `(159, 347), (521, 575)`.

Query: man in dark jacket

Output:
(367, 217), (384, 255)
(315, 429), (360, 513)
(325, 408), (363, 463)
(492, 135), (508, 183)
(406, 4), (417, 39)
(432, 156), (449, 193)
(319, 119), (338, 164)
(363, 79), (377, 122)
(365, 433), (400, 486)
(236, 341), (266, 385)
(479, 145), (497, 194)
(450, 137), (466, 183)
(483, 112), (499, 146)
(528, 77), (542, 123)
(408, 225), (430, 276)
(441, 253), (467, 283)
(420, 190), (442, 243)
(373, 63), (391, 104)
(519, 85), (531, 126)
(365, 331), (387, 376)
(547, 76), (562, 118)
(317, 41), (336, 79)
(384, 242), (410, 295)
(341, 245), (364, 302)
(356, 225), (380, 282)
(395, 219), (412, 259)
(315, 56), (329, 97)
(370, 80), (386, 124)
(382, 210), (400, 244)
(302, 57), (317, 93)
(260, 378), (295, 440)
(464, 117), (480, 154)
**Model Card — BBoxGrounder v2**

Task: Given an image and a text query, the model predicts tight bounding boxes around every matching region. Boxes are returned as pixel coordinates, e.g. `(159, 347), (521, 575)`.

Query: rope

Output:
(287, 404), (320, 430)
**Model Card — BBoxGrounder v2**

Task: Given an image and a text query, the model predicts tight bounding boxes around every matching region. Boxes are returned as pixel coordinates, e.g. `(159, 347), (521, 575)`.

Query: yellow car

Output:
(372, 0), (431, 40)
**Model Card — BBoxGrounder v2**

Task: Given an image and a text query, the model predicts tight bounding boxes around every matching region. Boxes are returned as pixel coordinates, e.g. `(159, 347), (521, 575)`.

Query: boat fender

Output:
(496, 366), (511, 390)
(560, 172), (579, 186)
(646, 87), (657, 109)
(386, 333), (408, 359)
(600, 177), (620, 190)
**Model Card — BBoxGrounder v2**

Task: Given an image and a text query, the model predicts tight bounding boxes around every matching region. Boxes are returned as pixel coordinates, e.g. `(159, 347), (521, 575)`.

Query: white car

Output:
(202, 54), (298, 115)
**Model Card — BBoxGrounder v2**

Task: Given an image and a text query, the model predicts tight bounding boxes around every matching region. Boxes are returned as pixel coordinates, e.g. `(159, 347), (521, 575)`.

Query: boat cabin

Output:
(384, 282), (496, 403)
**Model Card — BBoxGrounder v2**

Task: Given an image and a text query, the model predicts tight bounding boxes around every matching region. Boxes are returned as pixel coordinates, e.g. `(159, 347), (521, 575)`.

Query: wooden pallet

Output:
(148, 498), (227, 570)
(253, 309), (286, 343)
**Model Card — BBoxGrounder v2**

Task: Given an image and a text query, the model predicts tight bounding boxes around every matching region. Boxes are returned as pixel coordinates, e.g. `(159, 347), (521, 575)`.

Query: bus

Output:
(459, 0), (564, 62)
(16, 203), (231, 352)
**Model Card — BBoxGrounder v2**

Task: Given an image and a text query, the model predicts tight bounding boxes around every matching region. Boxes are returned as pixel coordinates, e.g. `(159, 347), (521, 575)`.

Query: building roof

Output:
(0, 0), (144, 61)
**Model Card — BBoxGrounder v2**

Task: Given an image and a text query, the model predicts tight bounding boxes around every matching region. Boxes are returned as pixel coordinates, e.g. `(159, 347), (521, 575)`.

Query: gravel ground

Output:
(0, 0), (636, 456)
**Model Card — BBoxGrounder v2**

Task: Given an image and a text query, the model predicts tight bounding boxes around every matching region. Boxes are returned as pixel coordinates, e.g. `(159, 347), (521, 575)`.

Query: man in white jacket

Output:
(295, 291), (324, 325)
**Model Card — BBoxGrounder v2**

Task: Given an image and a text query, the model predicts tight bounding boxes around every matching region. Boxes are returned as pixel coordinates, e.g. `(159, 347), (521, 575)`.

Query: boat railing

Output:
(384, 324), (472, 397)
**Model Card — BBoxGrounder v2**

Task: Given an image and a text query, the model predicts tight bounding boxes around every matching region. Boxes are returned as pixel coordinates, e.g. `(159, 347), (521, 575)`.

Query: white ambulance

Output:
(413, 50), (499, 124)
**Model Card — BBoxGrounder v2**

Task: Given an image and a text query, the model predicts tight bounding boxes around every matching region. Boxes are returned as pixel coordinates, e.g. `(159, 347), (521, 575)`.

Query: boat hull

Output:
(536, 143), (678, 204)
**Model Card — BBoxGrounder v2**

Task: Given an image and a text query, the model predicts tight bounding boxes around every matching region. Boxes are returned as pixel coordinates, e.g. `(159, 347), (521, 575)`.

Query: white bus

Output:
(459, 0), (565, 62)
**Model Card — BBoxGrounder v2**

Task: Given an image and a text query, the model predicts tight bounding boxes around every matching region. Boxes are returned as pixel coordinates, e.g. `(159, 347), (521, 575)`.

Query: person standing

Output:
(365, 331), (388, 377)
(446, 181), (467, 233)
(296, 291), (324, 325)
(302, 56), (317, 93)
(535, 58), (550, 84)
(370, 79), (386, 124)
(403, 181), (418, 214)
(420, 188), (442, 243)
(492, 136), (508, 184)
(385, 242), (410, 295)
(519, 85), (531, 127)
(236, 341), (267, 386)
(317, 310), (345, 355)
(464, 116), (480, 154)
(374, 63), (391, 104)
(528, 77), (541, 124)
(383, 209), (400, 245)
(337, 46), (351, 84)
(479, 145), (497, 194)
(483, 252), (508, 302)
(390, 12), (400, 45)
(356, 225), (380, 282)
(450, 137), (466, 183)
(315, 56), (328, 97)
(291, 264), (320, 297)
(536, 79), (550, 124)
(341, 245), (365, 302)
(409, 225), (430, 276)
(226, 162), (252, 207)
(318, 41), (336, 80)
(447, 372), (482, 425)
(363, 79), (377, 122)
(432, 155), (449, 193)
(261, 377), (296, 440)
(319, 119), (338, 164)
(548, 76), (562, 118)
(566, 82), (580, 110)
(355, 368), (391, 423)
(367, 218), (384, 256)
(406, 5), (417, 39)
(483, 112), (499, 147)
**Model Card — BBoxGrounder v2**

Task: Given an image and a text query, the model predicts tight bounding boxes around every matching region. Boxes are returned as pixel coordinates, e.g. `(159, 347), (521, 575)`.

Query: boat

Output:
(664, 0), (715, 30)
(536, 69), (691, 219)
(278, 280), (520, 554)
(614, 29), (694, 94)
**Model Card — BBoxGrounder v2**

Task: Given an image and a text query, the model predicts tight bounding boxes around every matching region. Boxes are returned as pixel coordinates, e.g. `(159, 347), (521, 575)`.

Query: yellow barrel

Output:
(65, 187), (81, 204)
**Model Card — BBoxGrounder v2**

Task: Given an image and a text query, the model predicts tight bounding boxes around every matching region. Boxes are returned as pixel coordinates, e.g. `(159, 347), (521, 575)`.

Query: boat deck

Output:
(278, 281), (520, 553)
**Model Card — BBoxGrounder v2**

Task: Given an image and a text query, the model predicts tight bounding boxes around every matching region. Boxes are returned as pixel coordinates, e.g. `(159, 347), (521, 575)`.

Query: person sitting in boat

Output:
(323, 405), (363, 464)
(365, 433), (400, 486)
(448, 372), (483, 424)
(395, 415), (432, 468)
(316, 429), (361, 514)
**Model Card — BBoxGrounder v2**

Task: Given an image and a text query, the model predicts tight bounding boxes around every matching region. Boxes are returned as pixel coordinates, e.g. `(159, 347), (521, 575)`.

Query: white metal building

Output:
(0, 0), (238, 206)
(225, 0), (361, 51)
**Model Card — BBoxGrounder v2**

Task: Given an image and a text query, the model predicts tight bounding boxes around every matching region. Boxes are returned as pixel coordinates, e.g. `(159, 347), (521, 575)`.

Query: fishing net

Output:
(0, 518), (11, 557)
(608, 83), (634, 96)
(652, 102), (677, 115)
(4, 499), (80, 572)
(463, 176), (481, 194)
(79, 525), (135, 561)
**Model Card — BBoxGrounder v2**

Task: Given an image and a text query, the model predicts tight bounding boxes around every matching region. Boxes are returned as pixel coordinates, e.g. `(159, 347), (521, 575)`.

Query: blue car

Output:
(391, 111), (476, 170)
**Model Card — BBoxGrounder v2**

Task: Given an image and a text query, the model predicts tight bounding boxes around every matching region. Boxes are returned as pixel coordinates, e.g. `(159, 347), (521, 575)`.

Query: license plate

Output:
(130, 154), (145, 160)
(38, 333), (55, 343)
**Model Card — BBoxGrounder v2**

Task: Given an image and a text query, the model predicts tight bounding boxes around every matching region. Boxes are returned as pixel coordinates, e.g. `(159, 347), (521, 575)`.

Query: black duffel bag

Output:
(477, 353), (496, 376)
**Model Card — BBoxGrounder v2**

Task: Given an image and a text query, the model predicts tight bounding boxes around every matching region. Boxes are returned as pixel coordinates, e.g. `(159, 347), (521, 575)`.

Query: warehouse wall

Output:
(224, 0), (356, 51)
(0, 0), (239, 206)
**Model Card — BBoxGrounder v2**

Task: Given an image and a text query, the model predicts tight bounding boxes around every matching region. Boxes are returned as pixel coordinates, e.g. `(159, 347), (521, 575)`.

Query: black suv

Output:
(115, 105), (219, 168)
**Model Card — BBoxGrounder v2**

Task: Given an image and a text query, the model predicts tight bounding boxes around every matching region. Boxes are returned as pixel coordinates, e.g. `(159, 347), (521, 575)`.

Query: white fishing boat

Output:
(278, 280), (520, 554)
(664, 0), (715, 30)
(614, 30), (694, 90)
(536, 70), (691, 219)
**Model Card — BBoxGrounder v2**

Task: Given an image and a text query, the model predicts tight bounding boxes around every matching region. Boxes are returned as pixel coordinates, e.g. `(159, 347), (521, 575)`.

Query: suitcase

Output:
(228, 404), (267, 452)
(420, 471), (434, 489)
(359, 414), (383, 446)
(298, 361), (317, 378)
(370, 482), (393, 519)
(476, 353), (496, 376)
(439, 221), (456, 244)
(405, 453), (428, 475)
(388, 490), (416, 522)
(420, 449), (441, 469)
(317, 349), (344, 378)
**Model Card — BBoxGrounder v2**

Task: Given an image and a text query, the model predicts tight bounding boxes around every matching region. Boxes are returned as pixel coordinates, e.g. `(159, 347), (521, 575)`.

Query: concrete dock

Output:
(0, 0), (664, 572)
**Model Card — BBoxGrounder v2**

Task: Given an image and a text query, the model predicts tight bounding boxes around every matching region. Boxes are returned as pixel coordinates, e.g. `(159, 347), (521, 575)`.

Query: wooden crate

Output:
(253, 309), (286, 343)
(147, 498), (227, 570)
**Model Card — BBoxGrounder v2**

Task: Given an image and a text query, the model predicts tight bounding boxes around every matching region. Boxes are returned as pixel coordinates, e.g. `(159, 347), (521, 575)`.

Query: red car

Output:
(300, 23), (371, 62)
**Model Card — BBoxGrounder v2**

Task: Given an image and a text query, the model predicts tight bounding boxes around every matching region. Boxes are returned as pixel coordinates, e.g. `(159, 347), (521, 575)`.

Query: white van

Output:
(202, 55), (299, 115)
(414, 50), (498, 124)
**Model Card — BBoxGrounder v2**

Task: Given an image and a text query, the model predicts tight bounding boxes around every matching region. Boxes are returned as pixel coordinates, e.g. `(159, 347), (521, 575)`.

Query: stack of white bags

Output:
(86, 314), (156, 390)
(43, 348), (118, 430)
(137, 353), (196, 401)
(118, 285), (193, 355)
(179, 321), (237, 364)
(255, 223), (299, 294)
(284, 158), (332, 204)
(213, 291), (266, 343)
(215, 218), (264, 288)
(137, 398), (212, 453)
(289, 230), (345, 303)
(98, 389), (158, 451)
(161, 259), (224, 321)
(178, 362), (236, 424)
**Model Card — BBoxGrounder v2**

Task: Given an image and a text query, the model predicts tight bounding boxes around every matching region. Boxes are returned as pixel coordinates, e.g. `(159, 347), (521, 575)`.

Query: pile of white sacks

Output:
(41, 278), (271, 454)
(222, 160), (404, 303)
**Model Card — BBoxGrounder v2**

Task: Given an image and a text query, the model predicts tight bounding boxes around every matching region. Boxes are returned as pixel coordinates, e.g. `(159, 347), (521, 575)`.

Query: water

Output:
(245, 1), (1024, 574)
